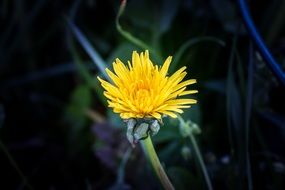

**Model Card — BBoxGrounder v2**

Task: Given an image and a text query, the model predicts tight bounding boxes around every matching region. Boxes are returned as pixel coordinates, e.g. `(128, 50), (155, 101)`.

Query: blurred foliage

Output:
(0, 0), (285, 189)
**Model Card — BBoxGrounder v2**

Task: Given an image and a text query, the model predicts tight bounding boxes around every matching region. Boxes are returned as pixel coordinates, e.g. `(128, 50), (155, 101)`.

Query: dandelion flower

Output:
(97, 50), (198, 120)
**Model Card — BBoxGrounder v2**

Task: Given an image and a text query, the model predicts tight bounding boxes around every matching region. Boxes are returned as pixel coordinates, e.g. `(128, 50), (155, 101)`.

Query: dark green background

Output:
(0, 0), (285, 189)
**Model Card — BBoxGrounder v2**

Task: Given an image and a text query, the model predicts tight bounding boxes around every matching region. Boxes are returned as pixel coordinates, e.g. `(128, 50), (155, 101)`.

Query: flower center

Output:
(128, 80), (154, 114)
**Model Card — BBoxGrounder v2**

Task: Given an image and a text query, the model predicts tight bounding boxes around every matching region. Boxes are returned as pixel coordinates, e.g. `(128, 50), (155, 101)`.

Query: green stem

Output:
(188, 133), (213, 190)
(140, 136), (175, 190)
(116, 0), (163, 63)
(177, 116), (212, 190)
(117, 147), (132, 184)
(0, 140), (33, 190)
(116, 0), (151, 51)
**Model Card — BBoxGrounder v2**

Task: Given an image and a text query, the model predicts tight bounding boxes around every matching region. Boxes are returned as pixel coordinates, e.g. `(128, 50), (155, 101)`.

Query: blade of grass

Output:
(0, 140), (33, 190)
(0, 62), (93, 88)
(226, 35), (238, 157)
(235, 50), (246, 94)
(238, 0), (285, 85)
(171, 36), (225, 72)
(234, 44), (252, 190)
(1, 0), (47, 64)
(69, 38), (107, 107)
(116, 148), (132, 185)
(227, 35), (247, 189)
(227, 32), (252, 189)
(244, 42), (253, 190)
(67, 18), (109, 80)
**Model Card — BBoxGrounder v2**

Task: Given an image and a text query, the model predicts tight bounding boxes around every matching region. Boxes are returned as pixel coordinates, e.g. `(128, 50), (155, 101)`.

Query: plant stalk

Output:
(140, 136), (175, 190)
(188, 133), (213, 190)
(0, 140), (33, 190)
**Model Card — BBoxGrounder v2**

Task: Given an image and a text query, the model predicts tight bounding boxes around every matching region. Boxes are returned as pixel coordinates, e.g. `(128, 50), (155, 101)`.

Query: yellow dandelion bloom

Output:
(97, 50), (198, 120)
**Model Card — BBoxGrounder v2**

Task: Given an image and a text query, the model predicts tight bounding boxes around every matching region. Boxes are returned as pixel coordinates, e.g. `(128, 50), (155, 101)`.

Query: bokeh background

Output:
(1, 0), (285, 189)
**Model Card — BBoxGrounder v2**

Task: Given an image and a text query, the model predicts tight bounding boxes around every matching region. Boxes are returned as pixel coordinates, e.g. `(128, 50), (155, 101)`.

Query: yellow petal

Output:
(97, 51), (197, 120)
(179, 90), (198, 96)
(160, 56), (172, 77)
